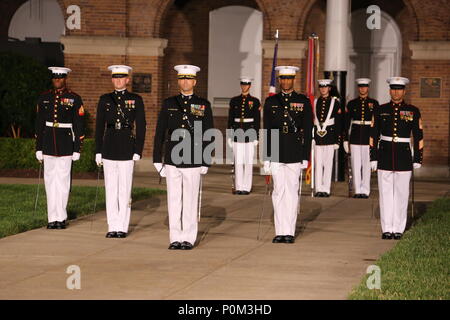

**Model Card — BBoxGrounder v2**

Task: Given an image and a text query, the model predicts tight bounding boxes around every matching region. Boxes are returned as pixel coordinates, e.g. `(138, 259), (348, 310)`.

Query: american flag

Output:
(268, 30), (279, 96)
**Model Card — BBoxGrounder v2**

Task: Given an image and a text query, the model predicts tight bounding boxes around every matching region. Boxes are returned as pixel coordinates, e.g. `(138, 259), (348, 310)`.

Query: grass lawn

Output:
(0, 184), (165, 239)
(349, 198), (450, 300)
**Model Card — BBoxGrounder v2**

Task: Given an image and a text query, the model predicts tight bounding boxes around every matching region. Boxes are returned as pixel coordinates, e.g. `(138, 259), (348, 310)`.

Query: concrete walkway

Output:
(0, 167), (448, 299)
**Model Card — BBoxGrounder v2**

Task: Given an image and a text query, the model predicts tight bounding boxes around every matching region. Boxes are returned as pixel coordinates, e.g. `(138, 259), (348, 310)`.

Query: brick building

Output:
(1, 0), (449, 177)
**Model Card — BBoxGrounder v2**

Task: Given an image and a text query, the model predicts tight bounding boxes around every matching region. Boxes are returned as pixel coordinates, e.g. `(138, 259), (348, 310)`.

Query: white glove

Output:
(72, 152), (80, 161)
(253, 139), (259, 147)
(35, 151), (43, 161)
(227, 138), (233, 149)
(370, 161), (377, 171)
(95, 153), (102, 166)
(343, 141), (349, 154)
(132, 154), (140, 161)
(333, 144), (340, 150)
(154, 163), (166, 177)
(200, 166), (208, 175)
(300, 160), (308, 169)
(413, 163), (422, 169)
(263, 161), (271, 175)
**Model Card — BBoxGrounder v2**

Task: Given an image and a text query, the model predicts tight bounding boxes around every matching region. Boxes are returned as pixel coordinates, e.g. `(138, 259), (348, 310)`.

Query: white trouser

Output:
(103, 159), (134, 233)
(314, 145), (335, 193)
(350, 144), (371, 195)
(271, 162), (302, 236)
(377, 170), (412, 234)
(166, 165), (202, 244)
(43, 155), (72, 223)
(232, 142), (254, 192)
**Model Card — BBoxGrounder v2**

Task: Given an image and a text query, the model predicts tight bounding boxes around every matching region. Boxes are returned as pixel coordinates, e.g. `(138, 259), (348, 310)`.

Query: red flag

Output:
(305, 34), (319, 185)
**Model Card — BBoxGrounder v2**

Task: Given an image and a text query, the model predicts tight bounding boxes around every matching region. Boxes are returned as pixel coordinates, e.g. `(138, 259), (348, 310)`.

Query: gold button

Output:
(182, 125), (185, 128)
(285, 99), (288, 101)
(284, 114), (287, 117)
(118, 97), (121, 100)
(116, 119), (120, 122)
(284, 122), (287, 125)
(184, 109), (187, 112)
(394, 128), (397, 131)
(285, 106), (288, 109)
(184, 101), (187, 104)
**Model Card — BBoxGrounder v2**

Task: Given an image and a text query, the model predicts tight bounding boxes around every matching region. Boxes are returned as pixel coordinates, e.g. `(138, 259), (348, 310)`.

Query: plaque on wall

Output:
(132, 73), (151, 93)
(420, 78), (441, 98)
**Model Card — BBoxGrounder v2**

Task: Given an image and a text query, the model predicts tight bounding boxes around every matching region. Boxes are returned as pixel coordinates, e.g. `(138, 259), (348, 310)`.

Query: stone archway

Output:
(8, 0), (65, 42)
(347, 9), (403, 103)
(157, 0), (268, 101)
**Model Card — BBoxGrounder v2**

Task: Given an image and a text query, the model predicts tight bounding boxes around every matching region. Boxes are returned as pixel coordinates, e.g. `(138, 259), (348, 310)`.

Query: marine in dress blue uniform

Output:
(153, 65), (214, 250)
(370, 77), (424, 240)
(262, 66), (313, 244)
(35, 67), (85, 229)
(227, 77), (261, 195)
(345, 78), (379, 198)
(95, 65), (147, 238)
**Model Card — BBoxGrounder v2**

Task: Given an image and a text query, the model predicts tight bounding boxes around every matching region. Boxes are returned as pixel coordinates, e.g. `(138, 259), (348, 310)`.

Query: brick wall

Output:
(410, 61), (450, 166)
(2, 0), (449, 170)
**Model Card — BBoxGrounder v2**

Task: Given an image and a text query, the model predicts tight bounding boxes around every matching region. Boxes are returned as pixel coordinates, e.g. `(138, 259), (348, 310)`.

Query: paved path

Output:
(0, 168), (448, 299)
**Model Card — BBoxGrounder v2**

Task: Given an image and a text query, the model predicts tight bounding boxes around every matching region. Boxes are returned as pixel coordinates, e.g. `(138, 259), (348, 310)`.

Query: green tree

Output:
(0, 52), (51, 138)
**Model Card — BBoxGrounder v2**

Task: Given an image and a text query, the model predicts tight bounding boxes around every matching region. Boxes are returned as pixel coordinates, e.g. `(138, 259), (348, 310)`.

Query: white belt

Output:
(352, 120), (371, 125)
(234, 118), (254, 123)
(45, 121), (73, 128)
(380, 135), (410, 143)
(314, 118), (335, 127)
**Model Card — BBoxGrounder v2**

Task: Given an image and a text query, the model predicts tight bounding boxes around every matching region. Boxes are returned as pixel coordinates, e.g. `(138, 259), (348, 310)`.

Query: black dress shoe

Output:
(47, 222), (57, 229)
(362, 194), (369, 199)
(116, 232), (127, 238)
(314, 192), (322, 197)
(180, 241), (193, 250)
(382, 232), (393, 240)
(241, 191), (250, 195)
(284, 235), (295, 243)
(324, 193), (330, 197)
(168, 241), (182, 250)
(393, 233), (403, 240)
(236, 190), (242, 195)
(272, 235), (285, 243)
(55, 221), (66, 229)
(106, 232), (117, 238)
(353, 194), (360, 198)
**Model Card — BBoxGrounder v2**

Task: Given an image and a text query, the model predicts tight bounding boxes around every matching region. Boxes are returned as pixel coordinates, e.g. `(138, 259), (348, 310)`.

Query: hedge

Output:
(0, 137), (96, 172)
